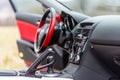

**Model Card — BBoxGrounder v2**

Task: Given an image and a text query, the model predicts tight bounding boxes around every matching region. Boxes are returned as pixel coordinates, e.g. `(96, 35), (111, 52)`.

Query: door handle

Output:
(36, 20), (40, 25)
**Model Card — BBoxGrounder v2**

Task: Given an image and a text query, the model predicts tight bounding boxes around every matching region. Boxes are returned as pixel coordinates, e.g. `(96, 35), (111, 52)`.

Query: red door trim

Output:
(17, 20), (38, 42)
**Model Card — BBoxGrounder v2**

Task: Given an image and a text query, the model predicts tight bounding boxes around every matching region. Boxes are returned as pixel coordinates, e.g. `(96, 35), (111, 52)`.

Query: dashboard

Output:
(60, 11), (94, 64)
(61, 11), (77, 31)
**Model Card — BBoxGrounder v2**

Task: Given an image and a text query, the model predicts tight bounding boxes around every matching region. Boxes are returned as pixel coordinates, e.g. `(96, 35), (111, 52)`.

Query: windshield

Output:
(57, 0), (120, 16)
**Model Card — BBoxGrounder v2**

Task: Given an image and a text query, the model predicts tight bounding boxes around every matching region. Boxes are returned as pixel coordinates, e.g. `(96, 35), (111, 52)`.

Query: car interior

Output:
(1, 0), (120, 80)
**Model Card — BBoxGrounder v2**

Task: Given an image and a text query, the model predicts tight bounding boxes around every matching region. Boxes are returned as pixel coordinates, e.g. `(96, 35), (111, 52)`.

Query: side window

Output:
(11, 0), (44, 14)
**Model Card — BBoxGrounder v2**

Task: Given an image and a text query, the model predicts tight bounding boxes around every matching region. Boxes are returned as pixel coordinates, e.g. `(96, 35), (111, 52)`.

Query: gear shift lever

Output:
(46, 56), (54, 73)
(40, 50), (62, 77)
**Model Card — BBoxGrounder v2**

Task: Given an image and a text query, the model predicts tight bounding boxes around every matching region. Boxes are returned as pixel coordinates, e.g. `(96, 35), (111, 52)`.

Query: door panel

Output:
(16, 13), (42, 42)
(9, 0), (44, 66)
(10, 0), (44, 42)
(17, 20), (37, 42)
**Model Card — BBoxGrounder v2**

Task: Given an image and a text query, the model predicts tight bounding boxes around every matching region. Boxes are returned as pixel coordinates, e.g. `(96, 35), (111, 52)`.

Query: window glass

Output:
(81, 0), (120, 16)
(12, 0), (43, 14)
(56, 0), (82, 12)
(57, 0), (120, 16)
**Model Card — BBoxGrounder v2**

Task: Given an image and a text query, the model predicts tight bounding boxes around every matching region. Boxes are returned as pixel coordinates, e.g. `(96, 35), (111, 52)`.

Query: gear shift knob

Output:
(46, 56), (54, 73)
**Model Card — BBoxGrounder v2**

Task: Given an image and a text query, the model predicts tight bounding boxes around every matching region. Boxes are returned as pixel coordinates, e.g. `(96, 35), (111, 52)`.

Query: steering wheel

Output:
(34, 8), (56, 53)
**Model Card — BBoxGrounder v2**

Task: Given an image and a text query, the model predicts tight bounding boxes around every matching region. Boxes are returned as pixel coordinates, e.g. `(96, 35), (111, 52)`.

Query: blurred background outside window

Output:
(0, 0), (26, 70)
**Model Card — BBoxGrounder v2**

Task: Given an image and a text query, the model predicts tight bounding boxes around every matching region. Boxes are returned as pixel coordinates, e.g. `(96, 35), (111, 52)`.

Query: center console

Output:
(69, 22), (94, 64)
